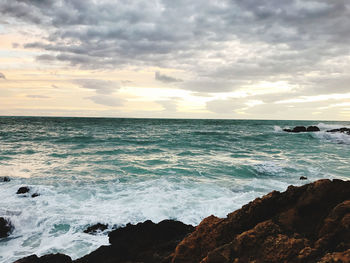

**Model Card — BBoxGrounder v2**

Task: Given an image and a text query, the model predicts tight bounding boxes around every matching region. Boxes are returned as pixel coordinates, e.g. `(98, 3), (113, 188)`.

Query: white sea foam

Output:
(311, 131), (350, 145)
(317, 122), (349, 131)
(0, 177), (272, 262)
(253, 161), (285, 175)
(273, 126), (283, 133)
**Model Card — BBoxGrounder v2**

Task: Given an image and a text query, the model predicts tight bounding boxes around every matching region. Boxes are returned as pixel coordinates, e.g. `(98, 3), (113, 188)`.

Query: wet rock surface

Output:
(0, 217), (13, 238)
(283, 126), (320, 133)
(13, 253), (72, 263)
(83, 223), (108, 234)
(16, 186), (40, 198)
(16, 186), (30, 194)
(306, 126), (320, 132)
(76, 219), (195, 263)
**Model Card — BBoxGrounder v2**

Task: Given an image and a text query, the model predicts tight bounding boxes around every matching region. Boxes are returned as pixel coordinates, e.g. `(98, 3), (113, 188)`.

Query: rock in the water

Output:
(0, 176), (10, 182)
(171, 179), (350, 263)
(300, 176), (308, 180)
(75, 219), (195, 263)
(83, 223), (108, 234)
(284, 126), (309, 133)
(306, 126), (320, 132)
(292, 126), (307, 132)
(327, 127), (350, 135)
(0, 217), (13, 238)
(14, 253), (72, 263)
(31, 193), (40, 198)
(283, 126), (320, 133)
(16, 186), (30, 194)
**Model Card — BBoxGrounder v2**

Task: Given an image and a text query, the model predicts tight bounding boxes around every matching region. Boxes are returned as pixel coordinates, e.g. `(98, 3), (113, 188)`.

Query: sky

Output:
(0, 0), (350, 120)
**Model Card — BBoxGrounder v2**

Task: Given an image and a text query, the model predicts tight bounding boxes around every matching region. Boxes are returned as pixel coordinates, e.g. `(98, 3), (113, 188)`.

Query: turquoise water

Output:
(0, 117), (349, 262)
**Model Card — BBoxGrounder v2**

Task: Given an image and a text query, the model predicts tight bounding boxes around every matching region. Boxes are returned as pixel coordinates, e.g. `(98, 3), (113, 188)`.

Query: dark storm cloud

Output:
(2, 0), (350, 95)
(0, 72), (6, 79)
(155, 72), (182, 83)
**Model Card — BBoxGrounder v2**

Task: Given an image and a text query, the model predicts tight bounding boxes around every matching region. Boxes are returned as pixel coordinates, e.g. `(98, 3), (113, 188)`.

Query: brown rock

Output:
(171, 179), (350, 263)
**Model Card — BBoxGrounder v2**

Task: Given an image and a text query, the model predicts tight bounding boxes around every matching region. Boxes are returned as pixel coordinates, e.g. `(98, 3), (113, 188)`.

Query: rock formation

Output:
(13, 179), (350, 263)
(283, 126), (320, 133)
(83, 223), (108, 234)
(16, 186), (30, 194)
(327, 128), (350, 135)
(16, 186), (40, 198)
(171, 179), (350, 263)
(0, 217), (13, 238)
(76, 220), (194, 263)
(14, 253), (72, 263)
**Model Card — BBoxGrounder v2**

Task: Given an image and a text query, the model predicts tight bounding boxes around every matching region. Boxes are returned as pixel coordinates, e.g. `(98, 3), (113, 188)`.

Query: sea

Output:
(0, 117), (349, 262)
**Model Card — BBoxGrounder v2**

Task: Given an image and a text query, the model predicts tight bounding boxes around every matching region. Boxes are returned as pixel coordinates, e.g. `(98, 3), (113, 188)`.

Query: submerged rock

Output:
(327, 127), (350, 135)
(76, 220), (195, 263)
(83, 223), (108, 234)
(0, 176), (10, 182)
(16, 187), (40, 198)
(13, 253), (72, 263)
(0, 217), (13, 238)
(300, 176), (308, 180)
(16, 186), (30, 194)
(31, 193), (40, 198)
(171, 179), (350, 263)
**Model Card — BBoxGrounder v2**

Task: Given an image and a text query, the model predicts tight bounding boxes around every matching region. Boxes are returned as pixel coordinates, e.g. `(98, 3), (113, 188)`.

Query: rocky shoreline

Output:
(12, 179), (350, 262)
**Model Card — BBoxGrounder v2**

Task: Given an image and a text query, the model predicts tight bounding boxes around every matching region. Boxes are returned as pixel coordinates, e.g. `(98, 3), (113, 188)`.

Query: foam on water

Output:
(0, 117), (349, 262)
(0, 176), (279, 262)
(311, 131), (350, 145)
(317, 122), (349, 130)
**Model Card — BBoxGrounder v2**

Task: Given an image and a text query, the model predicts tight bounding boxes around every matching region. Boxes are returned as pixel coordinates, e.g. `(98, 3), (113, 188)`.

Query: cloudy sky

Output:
(0, 0), (350, 120)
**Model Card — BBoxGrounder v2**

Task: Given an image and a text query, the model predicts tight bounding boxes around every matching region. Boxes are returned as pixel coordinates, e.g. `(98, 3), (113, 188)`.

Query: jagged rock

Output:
(16, 186), (30, 194)
(307, 126), (320, 132)
(300, 176), (308, 180)
(0, 217), (13, 238)
(13, 253), (72, 263)
(83, 223), (108, 234)
(0, 176), (10, 182)
(171, 179), (350, 263)
(327, 128), (350, 135)
(75, 220), (194, 263)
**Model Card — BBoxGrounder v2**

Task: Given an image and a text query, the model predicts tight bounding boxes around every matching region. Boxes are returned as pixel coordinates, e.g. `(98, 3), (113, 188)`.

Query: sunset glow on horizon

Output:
(1, 0), (350, 120)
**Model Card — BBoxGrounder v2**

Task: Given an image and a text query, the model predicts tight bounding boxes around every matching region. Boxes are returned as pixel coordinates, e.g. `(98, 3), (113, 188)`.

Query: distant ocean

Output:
(0, 117), (349, 262)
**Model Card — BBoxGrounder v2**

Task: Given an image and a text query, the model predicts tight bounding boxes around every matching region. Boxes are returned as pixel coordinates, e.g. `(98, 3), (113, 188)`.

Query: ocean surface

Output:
(0, 117), (349, 262)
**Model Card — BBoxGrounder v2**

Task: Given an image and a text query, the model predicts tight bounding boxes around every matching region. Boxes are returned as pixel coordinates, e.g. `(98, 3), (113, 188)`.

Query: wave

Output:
(311, 131), (350, 145)
(317, 122), (349, 130)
